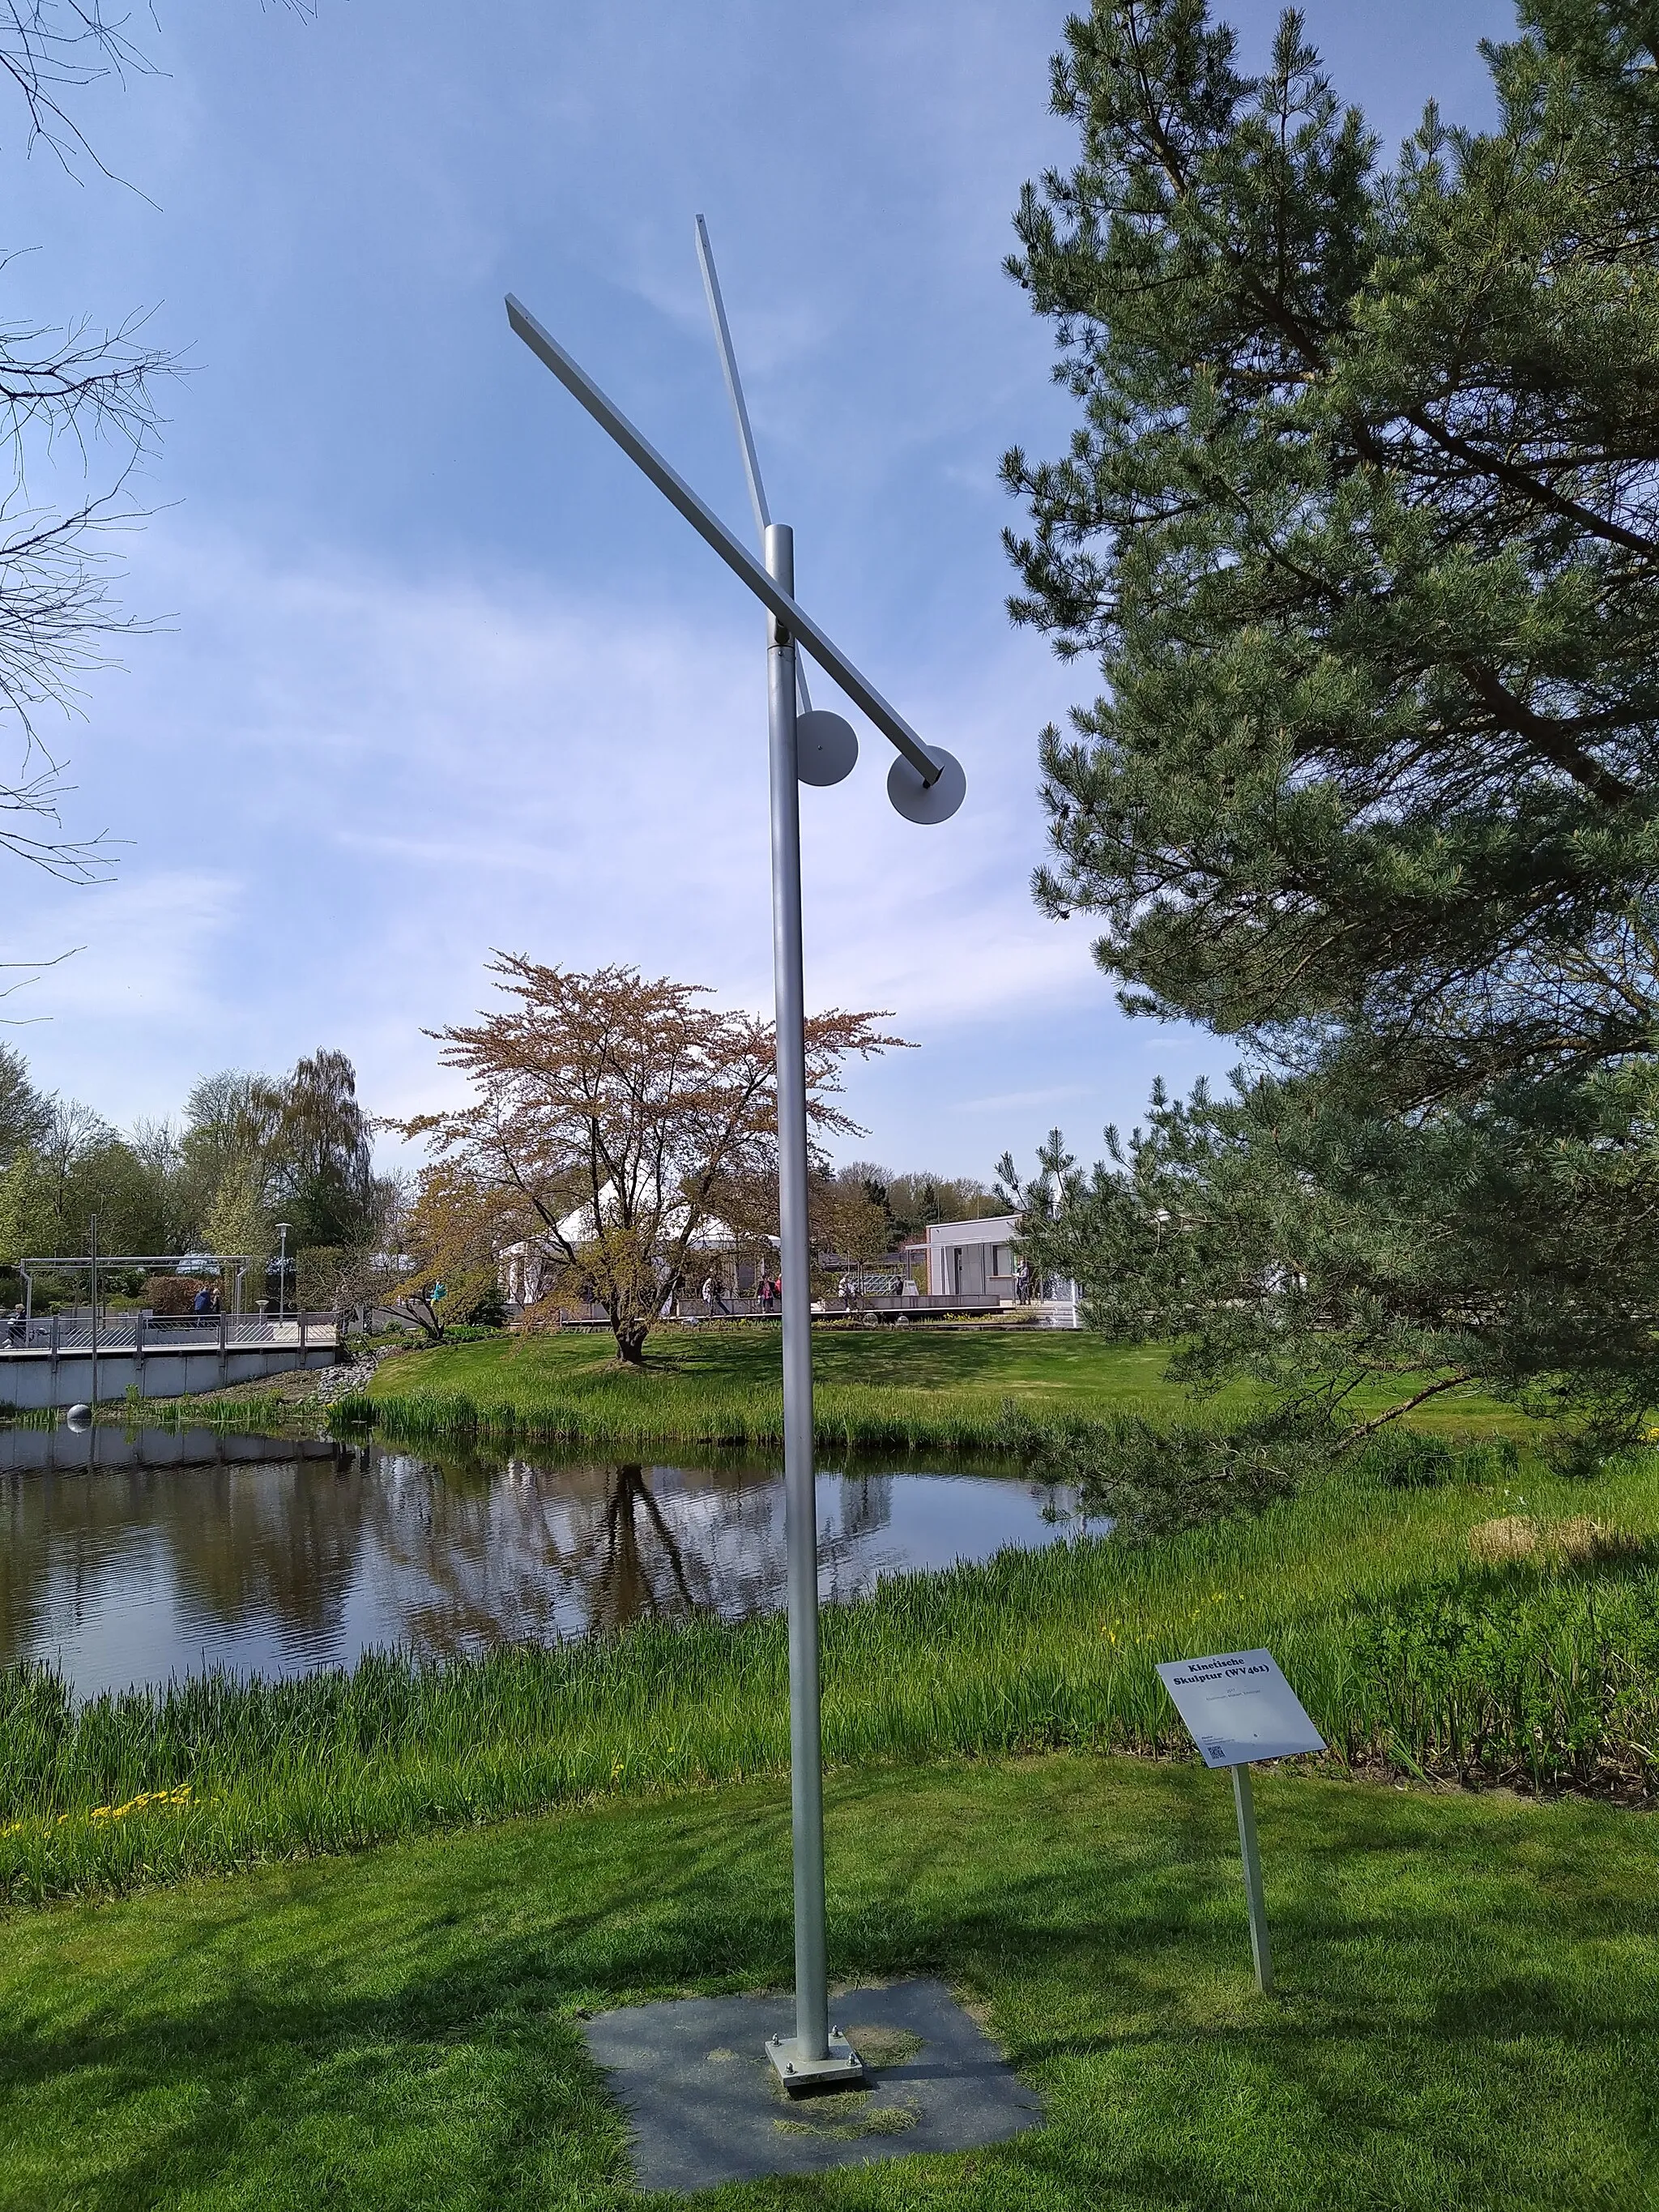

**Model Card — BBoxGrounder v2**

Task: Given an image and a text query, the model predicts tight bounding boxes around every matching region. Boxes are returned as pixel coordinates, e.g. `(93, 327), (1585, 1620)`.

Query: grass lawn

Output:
(361, 1327), (1533, 1446)
(2, 1751), (1653, 2210)
(368, 1325), (1178, 1419)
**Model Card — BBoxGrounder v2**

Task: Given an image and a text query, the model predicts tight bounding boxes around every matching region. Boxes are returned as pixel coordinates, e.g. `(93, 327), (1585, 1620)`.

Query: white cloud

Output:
(36, 522), (1092, 1074)
(12, 869), (239, 1025)
(7, 520), (1148, 1163)
(949, 1083), (1089, 1117)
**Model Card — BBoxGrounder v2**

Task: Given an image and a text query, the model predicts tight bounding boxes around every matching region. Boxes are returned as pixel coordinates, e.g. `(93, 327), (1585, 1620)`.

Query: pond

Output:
(0, 1425), (1092, 1697)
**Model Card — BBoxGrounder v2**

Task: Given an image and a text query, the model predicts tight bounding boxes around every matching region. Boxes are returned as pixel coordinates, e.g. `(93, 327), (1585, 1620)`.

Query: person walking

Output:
(6, 1303), (24, 1347)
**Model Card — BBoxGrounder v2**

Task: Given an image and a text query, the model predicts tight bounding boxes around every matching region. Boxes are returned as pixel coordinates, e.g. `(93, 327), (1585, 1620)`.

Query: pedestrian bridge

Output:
(0, 1312), (340, 1410)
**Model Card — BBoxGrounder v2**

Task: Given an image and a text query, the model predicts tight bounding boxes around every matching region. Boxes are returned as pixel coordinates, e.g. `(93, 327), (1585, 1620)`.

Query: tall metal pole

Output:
(87, 1213), (99, 1412)
(765, 520), (833, 2070)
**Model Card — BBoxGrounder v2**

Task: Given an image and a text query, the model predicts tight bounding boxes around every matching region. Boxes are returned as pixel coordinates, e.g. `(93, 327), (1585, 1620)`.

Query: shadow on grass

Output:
(5, 1763), (1658, 2210)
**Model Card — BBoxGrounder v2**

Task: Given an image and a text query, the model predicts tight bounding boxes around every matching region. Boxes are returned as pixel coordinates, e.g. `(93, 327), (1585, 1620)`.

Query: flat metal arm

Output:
(505, 293), (938, 785)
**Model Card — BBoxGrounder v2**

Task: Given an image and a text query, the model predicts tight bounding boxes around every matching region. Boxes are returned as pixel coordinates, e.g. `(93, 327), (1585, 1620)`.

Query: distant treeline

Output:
(0, 1044), (388, 1300)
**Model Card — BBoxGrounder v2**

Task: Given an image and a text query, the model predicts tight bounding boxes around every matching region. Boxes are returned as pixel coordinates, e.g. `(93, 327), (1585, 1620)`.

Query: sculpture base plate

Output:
(765, 2028), (866, 2095)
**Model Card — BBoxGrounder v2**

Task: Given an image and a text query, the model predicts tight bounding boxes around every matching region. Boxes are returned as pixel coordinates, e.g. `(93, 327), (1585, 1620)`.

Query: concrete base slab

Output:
(581, 1977), (1042, 2195)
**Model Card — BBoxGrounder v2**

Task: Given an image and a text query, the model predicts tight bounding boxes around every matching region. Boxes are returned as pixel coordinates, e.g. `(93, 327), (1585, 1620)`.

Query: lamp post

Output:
(506, 231), (963, 2091)
(276, 1222), (291, 1326)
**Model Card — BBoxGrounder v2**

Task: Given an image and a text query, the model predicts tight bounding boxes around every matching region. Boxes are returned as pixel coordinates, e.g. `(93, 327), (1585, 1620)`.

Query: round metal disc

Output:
(887, 745), (966, 825)
(796, 709), (858, 787)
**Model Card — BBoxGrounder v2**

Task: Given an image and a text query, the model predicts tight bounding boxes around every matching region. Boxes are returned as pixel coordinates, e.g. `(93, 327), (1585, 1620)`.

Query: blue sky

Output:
(3, 0), (1515, 1181)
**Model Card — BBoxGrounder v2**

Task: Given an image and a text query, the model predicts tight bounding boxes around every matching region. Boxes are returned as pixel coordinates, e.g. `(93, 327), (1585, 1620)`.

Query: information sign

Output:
(1155, 1648), (1325, 1769)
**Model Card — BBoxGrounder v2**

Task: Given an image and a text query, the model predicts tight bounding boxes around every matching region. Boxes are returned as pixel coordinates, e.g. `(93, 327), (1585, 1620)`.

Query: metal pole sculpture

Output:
(506, 228), (963, 2092)
(87, 1213), (99, 1413)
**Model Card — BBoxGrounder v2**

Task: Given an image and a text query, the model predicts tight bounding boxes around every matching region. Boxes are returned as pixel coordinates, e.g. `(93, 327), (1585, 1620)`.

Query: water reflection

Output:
(0, 1428), (1086, 1697)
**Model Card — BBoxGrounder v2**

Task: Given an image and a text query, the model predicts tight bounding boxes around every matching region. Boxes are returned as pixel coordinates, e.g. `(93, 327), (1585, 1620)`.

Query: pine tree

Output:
(1003, 0), (1659, 1438)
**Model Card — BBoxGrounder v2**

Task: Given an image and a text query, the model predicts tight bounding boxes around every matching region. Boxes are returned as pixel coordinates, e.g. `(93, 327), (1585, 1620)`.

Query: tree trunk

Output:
(614, 1318), (650, 1366)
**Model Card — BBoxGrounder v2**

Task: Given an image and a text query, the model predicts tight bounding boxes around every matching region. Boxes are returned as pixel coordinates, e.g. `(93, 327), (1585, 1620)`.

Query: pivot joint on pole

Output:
(766, 523), (795, 646)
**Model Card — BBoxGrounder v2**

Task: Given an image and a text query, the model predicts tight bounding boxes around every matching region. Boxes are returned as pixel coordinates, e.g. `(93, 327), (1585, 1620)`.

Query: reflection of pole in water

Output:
(837, 1472), (893, 1540)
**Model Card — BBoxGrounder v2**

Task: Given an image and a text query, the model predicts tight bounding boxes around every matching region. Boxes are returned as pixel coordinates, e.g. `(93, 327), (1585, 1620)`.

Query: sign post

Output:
(1155, 1647), (1324, 1995)
(1230, 1764), (1272, 1993)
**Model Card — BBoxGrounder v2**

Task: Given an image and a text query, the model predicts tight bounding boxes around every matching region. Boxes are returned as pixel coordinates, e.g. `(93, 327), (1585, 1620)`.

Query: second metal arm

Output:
(694, 215), (813, 717)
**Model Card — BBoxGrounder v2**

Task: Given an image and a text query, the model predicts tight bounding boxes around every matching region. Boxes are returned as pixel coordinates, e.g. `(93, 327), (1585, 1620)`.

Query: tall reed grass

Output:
(5, 1450), (1657, 1903)
(329, 1381), (1072, 1456)
(138, 1392), (292, 1433)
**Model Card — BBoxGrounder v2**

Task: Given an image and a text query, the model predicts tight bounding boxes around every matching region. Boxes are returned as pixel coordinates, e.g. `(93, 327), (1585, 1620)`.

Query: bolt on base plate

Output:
(766, 2028), (866, 2095)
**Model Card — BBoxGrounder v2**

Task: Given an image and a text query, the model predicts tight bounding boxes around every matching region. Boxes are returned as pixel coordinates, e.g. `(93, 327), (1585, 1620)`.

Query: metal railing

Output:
(0, 1310), (339, 1356)
(529, 1289), (1051, 1330)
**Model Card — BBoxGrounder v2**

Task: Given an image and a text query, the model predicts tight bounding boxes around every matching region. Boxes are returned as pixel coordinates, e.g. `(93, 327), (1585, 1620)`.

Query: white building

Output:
(923, 1212), (1078, 1322)
(925, 1213), (1021, 1299)
(498, 1186), (744, 1309)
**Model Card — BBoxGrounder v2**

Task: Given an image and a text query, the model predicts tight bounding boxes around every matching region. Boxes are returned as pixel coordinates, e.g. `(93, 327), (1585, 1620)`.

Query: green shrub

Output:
(1338, 1559), (1659, 1790)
